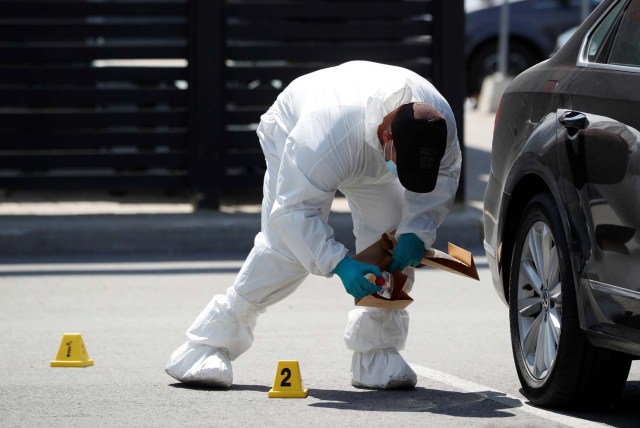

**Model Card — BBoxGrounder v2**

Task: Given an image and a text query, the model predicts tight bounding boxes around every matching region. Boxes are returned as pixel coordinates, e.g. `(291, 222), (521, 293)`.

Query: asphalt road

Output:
(0, 251), (638, 427)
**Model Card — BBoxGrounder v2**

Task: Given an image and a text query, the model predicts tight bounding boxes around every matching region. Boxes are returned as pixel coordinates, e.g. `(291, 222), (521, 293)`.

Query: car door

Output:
(556, 0), (640, 333)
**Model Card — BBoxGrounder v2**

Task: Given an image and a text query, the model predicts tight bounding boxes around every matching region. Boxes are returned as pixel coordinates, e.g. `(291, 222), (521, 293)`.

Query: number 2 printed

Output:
(280, 367), (292, 387)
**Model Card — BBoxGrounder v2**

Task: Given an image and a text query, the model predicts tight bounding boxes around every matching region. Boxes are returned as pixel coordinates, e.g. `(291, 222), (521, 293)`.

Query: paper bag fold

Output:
(352, 233), (479, 308)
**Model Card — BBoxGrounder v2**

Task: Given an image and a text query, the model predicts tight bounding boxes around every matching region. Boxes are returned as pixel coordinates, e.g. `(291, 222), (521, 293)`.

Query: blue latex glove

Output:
(332, 256), (384, 299)
(388, 233), (425, 272)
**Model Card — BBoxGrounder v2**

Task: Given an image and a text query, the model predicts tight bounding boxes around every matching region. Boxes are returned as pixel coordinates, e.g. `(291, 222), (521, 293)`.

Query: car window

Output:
(585, 0), (627, 62)
(608, 0), (640, 66)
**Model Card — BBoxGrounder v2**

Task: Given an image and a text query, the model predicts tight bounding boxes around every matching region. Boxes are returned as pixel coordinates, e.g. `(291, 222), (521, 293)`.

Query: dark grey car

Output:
(466, 0), (600, 96)
(483, 0), (640, 409)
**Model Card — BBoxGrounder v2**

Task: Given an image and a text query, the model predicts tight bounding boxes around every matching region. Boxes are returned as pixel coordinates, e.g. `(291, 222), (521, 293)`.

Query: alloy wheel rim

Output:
(517, 221), (563, 381)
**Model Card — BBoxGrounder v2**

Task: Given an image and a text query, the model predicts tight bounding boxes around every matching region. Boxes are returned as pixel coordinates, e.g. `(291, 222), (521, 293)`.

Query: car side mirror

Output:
(565, 128), (630, 188)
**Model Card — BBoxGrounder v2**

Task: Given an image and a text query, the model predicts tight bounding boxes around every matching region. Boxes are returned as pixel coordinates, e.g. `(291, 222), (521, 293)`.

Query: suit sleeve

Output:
(395, 131), (462, 248)
(267, 109), (361, 276)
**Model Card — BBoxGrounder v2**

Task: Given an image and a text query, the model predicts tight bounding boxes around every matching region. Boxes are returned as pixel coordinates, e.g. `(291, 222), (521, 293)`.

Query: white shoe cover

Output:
(165, 342), (233, 388)
(344, 307), (409, 353)
(351, 348), (417, 390)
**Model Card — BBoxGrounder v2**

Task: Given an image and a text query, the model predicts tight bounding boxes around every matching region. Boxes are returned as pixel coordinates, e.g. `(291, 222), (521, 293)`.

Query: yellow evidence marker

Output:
(268, 360), (308, 398)
(50, 333), (94, 367)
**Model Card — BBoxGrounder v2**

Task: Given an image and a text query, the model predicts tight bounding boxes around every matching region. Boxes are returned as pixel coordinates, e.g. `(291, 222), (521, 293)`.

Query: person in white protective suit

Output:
(165, 61), (462, 390)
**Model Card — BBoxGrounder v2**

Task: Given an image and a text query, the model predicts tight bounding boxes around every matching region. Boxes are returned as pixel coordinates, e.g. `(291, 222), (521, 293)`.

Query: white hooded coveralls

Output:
(166, 61), (461, 388)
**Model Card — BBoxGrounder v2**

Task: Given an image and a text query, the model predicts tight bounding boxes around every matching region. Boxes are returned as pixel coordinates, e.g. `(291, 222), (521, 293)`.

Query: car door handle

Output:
(559, 111), (588, 129)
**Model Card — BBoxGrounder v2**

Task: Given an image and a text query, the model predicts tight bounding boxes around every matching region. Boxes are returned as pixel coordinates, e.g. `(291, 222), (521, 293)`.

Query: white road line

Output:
(409, 363), (605, 428)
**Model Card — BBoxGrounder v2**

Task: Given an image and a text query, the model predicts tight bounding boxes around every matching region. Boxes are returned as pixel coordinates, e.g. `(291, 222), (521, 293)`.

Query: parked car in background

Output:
(483, 0), (640, 409)
(466, 0), (601, 97)
(554, 25), (580, 51)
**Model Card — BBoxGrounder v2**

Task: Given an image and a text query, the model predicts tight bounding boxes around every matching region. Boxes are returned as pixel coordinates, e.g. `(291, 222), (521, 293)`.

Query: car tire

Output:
(467, 39), (540, 98)
(509, 192), (631, 409)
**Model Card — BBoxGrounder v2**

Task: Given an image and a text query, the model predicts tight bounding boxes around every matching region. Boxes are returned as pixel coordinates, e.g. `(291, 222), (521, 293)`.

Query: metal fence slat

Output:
(0, 22), (188, 40)
(0, 131), (187, 150)
(227, 43), (431, 62)
(2, 1), (188, 18)
(0, 153), (187, 170)
(227, 22), (431, 41)
(226, 2), (431, 19)
(0, 89), (188, 107)
(0, 175), (188, 190)
(0, 111), (188, 129)
(226, 88), (281, 106)
(226, 62), (431, 85)
(0, 45), (187, 63)
(0, 66), (187, 84)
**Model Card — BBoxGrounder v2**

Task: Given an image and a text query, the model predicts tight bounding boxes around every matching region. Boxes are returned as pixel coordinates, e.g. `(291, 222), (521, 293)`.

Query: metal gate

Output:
(0, 0), (464, 208)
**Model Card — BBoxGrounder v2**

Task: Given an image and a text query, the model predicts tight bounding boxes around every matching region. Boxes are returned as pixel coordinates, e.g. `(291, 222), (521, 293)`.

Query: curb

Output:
(0, 206), (483, 257)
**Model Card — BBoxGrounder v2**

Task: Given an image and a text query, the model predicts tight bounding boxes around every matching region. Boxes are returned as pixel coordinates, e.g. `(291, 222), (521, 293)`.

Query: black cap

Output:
(391, 103), (447, 193)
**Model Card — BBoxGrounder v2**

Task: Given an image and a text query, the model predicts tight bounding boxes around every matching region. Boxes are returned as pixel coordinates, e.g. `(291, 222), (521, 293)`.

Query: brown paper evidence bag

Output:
(352, 233), (480, 310)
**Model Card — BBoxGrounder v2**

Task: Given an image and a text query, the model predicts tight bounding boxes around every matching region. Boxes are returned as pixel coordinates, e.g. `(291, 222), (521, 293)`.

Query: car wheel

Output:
(467, 39), (540, 98)
(509, 193), (631, 409)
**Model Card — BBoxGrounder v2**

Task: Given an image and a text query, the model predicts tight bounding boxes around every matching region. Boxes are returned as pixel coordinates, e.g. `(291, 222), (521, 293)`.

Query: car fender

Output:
(497, 114), (585, 307)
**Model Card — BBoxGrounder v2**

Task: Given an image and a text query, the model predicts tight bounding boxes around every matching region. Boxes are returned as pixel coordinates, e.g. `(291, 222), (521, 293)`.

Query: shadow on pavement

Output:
(168, 383), (270, 393)
(517, 381), (640, 428)
(308, 387), (519, 418)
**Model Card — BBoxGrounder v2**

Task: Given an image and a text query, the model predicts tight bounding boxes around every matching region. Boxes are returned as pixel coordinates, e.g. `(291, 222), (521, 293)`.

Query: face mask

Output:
(386, 160), (398, 177)
(384, 139), (398, 177)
